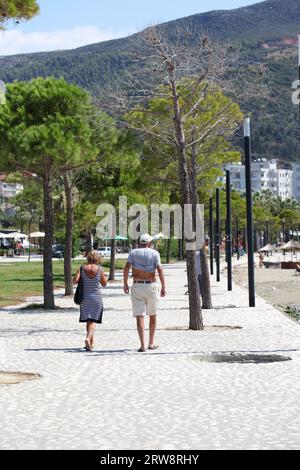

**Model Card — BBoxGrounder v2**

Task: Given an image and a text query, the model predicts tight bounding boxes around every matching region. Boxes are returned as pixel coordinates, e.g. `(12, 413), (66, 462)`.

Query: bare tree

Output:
(95, 25), (267, 330)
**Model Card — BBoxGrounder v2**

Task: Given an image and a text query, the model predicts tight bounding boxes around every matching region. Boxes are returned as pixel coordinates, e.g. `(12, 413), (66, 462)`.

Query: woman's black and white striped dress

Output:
(79, 267), (104, 324)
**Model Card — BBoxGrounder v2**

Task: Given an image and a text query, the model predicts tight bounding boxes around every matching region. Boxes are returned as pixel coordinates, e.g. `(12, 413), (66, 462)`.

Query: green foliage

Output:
(0, 77), (98, 177)
(126, 79), (243, 205)
(0, 0), (39, 27)
(12, 179), (43, 229)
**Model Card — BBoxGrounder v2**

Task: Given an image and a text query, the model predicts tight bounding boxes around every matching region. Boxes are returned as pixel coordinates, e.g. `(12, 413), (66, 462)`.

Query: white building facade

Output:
(223, 159), (293, 200)
(292, 163), (300, 201)
(0, 175), (23, 211)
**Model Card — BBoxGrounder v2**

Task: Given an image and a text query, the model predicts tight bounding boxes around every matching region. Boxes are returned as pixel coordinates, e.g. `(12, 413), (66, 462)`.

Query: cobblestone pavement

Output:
(1, 262), (300, 450)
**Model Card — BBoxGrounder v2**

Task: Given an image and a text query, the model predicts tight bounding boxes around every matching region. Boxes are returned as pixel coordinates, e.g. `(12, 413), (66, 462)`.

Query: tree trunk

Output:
(166, 238), (171, 264)
(254, 227), (258, 252)
(243, 229), (247, 254)
(43, 170), (55, 309)
(200, 247), (213, 309)
(63, 173), (74, 296)
(109, 238), (116, 281)
(28, 219), (32, 262)
(169, 75), (203, 330)
(178, 239), (184, 260)
(85, 231), (92, 254)
(189, 124), (213, 313)
(186, 250), (204, 329)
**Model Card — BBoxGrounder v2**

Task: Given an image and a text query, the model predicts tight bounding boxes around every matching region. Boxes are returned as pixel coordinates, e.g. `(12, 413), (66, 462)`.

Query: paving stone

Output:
(0, 262), (300, 449)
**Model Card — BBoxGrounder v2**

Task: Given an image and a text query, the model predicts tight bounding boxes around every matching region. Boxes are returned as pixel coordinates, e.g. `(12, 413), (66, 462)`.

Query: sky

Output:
(0, 0), (260, 56)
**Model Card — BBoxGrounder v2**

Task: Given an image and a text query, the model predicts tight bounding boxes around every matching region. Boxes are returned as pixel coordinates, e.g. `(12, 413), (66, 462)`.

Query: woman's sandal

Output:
(148, 345), (159, 350)
(84, 339), (93, 351)
(137, 347), (146, 353)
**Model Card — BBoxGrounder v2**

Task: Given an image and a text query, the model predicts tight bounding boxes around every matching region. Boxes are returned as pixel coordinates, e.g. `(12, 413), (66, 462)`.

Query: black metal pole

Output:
(226, 170), (232, 291)
(215, 188), (221, 282)
(236, 217), (240, 261)
(244, 118), (255, 307)
(299, 32), (300, 130)
(209, 197), (214, 276)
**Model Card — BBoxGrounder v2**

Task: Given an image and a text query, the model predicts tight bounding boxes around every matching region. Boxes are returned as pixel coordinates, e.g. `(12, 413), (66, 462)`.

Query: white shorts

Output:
(131, 283), (159, 317)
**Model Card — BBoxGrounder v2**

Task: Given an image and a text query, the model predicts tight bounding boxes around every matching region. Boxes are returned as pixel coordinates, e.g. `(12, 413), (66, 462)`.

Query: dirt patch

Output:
(166, 325), (242, 331)
(192, 353), (291, 364)
(233, 265), (300, 313)
(0, 371), (41, 385)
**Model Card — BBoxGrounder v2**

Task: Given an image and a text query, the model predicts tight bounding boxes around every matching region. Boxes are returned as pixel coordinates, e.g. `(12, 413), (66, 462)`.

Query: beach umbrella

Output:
(152, 232), (164, 241)
(259, 244), (275, 253)
(30, 232), (45, 238)
(281, 240), (300, 260)
(282, 240), (300, 251)
(6, 232), (28, 239)
(100, 235), (128, 240)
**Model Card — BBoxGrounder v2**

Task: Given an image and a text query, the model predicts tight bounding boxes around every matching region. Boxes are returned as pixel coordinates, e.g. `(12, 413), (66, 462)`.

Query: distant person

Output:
(259, 252), (265, 268)
(16, 241), (23, 256)
(195, 250), (202, 296)
(123, 234), (166, 352)
(74, 251), (107, 351)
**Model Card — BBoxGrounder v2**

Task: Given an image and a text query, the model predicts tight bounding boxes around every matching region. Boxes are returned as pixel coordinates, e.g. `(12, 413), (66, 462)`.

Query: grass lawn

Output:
(0, 259), (127, 307)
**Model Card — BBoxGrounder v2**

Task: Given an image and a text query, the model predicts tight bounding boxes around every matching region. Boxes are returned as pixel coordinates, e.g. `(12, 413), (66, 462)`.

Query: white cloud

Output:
(0, 26), (125, 56)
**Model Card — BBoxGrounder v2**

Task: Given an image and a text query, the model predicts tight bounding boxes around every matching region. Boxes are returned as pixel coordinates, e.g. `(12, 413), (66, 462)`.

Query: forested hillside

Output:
(1, 0), (300, 162)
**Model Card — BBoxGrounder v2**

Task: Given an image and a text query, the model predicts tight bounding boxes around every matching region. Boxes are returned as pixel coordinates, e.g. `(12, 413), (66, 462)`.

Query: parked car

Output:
(97, 247), (111, 258)
(52, 244), (64, 259)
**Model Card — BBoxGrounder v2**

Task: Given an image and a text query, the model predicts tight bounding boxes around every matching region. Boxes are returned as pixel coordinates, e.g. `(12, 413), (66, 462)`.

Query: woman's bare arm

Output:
(73, 269), (81, 285)
(100, 270), (107, 287)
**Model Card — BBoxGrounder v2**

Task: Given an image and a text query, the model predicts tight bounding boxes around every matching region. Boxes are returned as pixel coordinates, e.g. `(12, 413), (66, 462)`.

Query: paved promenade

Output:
(1, 262), (300, 450)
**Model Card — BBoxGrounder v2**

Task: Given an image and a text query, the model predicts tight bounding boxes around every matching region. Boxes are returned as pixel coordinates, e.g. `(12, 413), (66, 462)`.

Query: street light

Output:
(209, 196), (214, 275)
(298, 33), (300, 120)
(226, 170), (232, 291)
(244, 118), (255, 308)
(215, 188), (220, 282)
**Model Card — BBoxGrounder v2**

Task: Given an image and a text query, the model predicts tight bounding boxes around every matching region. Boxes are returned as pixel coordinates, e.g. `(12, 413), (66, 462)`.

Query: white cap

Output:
(140, 233), (153, 244)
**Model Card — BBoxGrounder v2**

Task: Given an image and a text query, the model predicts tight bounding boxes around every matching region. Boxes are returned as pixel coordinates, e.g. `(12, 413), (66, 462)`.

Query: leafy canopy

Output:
(126, 79), (243, 203)
(0, 77), (98, 177)
(0, 0), (39, 26)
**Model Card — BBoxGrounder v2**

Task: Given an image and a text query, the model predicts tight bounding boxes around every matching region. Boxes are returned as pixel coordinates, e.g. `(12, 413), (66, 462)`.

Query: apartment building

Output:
(292, 162), (300, 201)
(223, 160), (293, 200)
(0, 174), (24, 210)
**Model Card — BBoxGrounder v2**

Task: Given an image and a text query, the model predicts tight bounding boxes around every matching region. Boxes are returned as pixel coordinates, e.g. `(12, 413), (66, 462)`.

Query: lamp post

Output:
(226, 170), (232, 291)
(236, 217), (240, 261)
(209, 197), (214, 275)
(298, 33), (300, 121)
(215, 188), (221, 282)
(282, 218), (285, 243)
(244, 118), (255, 308)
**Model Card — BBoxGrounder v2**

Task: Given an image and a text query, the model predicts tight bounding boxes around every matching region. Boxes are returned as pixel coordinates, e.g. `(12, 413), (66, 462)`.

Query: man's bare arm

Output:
(157, 266), (166, 297)
(123, 262), (132, 294)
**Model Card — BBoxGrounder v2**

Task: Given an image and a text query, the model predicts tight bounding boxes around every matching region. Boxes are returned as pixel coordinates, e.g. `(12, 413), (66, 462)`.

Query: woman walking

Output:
(74, 251), (107, 351)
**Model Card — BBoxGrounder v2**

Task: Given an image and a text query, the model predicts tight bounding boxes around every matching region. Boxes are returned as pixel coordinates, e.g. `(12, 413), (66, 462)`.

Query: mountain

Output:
(0, 0), (300, 162)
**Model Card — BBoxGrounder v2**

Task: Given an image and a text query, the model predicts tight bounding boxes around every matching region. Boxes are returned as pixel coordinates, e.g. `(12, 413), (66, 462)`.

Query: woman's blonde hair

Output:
(86, 251), (101, 265)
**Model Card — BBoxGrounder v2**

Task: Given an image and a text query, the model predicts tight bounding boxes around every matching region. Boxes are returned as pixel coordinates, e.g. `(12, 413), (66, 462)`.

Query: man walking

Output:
(123, 234), (166, 352)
